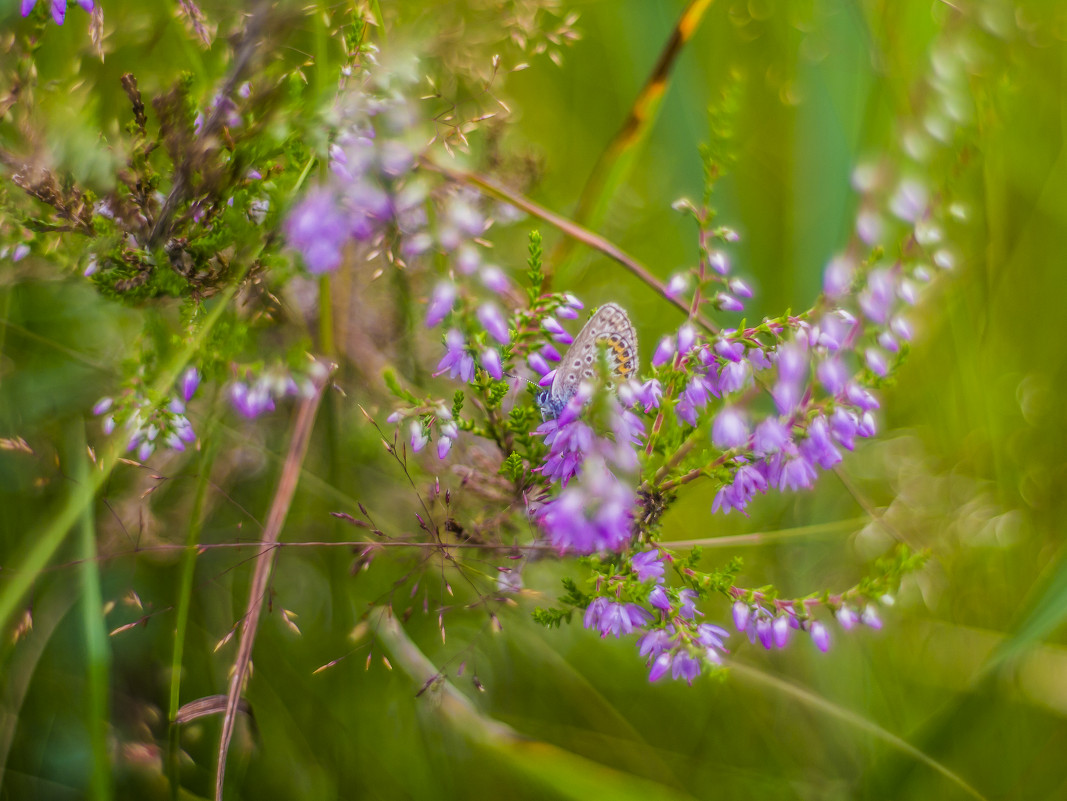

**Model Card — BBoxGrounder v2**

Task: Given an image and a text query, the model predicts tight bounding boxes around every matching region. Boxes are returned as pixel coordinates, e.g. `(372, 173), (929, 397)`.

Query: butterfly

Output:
(537, 302), (638, 419)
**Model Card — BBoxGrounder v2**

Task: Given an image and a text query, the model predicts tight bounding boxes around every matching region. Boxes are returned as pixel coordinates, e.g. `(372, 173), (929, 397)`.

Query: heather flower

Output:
(732, 601), (750, 632)
(527, 351), (551, 377)
(824, 255), (853, 297)
(285, 188), (349, 274)
(677, 589), (698, 620)
(542, 316), (572, 344)
(634, 378), (662, 412)
(638, 627), (674, 659)
(671, 651), (701, 684)
(715, 293), (743, 312)
(180, 367), (200, 402)
(649, 586), (670, 611)
(409, 421), (428, 453)
(775, 451), (818, 492)
(540, 343), (562, 363)
(714, 338), (745, 363)
(752, 417), (790, 456)
(772, 615), (791, 648)
(652, 336), (675, 367)
(665, 273), (689, 299)
(92, 397), (113, 416)
(858, 268), (895, 324)
(798, 416), (842, 469)
(861, 605), (883, 629)
(712, 407), (748, 450)
(477, 303), (510, 345)
(810, 621), (831, 652)
(717, 360), (750, 395)
(835, 606), (858, 630)
(538, 456), (634, 553)
(22, 0), (93, 24)
(728, 278), (753, 298)
(865, 347), (889, 376)
(877, 331), (899, 352)
(816, 357), (848, 396)
(425, 282), (456, 327)
(709, 251), (729, 275)
(583, 598), (651, 638)
(677, 324), (696, 354)
(649, 652), (673, 682)
(435, 329), (476, 383)
(480, 348), (503, 380)
(631, 549), (665, 583)
(479, 266), (511, 295)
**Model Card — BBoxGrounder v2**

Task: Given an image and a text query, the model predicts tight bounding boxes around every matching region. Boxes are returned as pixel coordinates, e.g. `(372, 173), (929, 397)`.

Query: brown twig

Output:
(214, 369), (329, 800)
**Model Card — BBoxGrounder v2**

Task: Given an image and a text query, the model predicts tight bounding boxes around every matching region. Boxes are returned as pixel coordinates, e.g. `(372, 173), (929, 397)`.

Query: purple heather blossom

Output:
(861, 605), (883, 629)
(728, 278), (753, 298)
(285, 188), (348, 274)
(477, 303), (510, 345)
(671, 651), (702, 684)
(836, 606), (858, 630)
(889, 178), (928, 222)
(772, 615), (791, 648)
(900, 281), (919, 306)
(865, 347), (889, 377)
(425, 282), (456, 327)
(540, 343), (562, 363)
(22, 0), (93, 24)
(631, 549), (665, 583)
(810, 621), (831, 652)
(712, 407), (749, 450)
(12, 244), (29, 262)
(583, 598), (652, 638)
(527, 351), (551, 377)
(456, 244), (480, 274)
(829, 408), (859, 450)
(480, 266), (511, 295)
(816, 357), (848, 396)
(230, 381), (275, 418)
(890, 316), (914, 341)
(677, 324), (697, 354)
(181, 367), (201, 402)
(717, 360), (750, 395)
(776, 343), (808, 383)
(677, 589), (699, 620)
(715, 293), (744, 312)
(878, 331), (899, 353)
(823, 255), (853, 297)
(752, 417), (790, 456)
(634, 379), (662, 412)
(715, 338), (745, 363)
(845, 382), (880, 411)
(649, 586), (670, 611)
(542, 316), (572, 345)
(709, 251), (730, 275)
(798, 416), (842, 469)
(538, 457), (634, 553)
(538, 370), (556, 388)
(638, 628), (675, 660)
(649, 652), (673, 682)
(92, 397), (113, 416)
(102, 416), (116, 435)
(748, 348), (772, 371)
(712, 462), (768, 515)
(652, 336), (676, 367)
(665, 273), (689, 299)
(858, 268), (895, 325)
(409, 421), (428, 453)
(436, 329), (476, 383)
(856, 209), (884, 244)
(732, 601), (751, 632)
(775, 451), (819, 492)
(480, 348), (503, 380)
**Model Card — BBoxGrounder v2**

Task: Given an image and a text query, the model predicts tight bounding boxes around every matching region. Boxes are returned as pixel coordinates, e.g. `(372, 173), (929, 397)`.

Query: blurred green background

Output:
(2, 0), (1067, 799)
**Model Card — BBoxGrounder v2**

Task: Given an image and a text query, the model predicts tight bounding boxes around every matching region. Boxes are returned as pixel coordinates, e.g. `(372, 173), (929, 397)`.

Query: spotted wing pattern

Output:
(549, 302), (638, 408)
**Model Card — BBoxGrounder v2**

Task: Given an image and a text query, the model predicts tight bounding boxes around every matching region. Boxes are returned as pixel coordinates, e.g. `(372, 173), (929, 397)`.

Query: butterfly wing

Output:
(550, 303), (638, 405)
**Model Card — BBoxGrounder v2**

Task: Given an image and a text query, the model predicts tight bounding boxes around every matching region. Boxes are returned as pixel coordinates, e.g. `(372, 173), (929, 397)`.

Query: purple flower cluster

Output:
(21, 0), (93, 26)
(392, 405), (458, 460)
(229, 361), (328, 419)
(93, 366), (200, 461)
(730, 597), (885, 654)
(535, 387), (644, 554)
